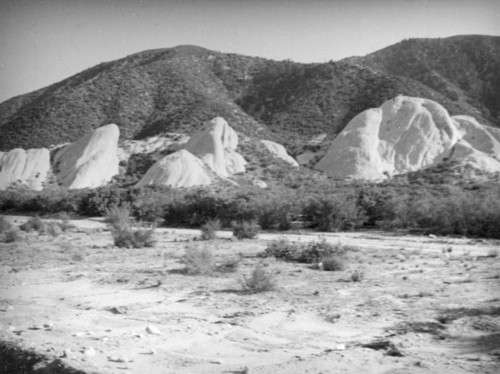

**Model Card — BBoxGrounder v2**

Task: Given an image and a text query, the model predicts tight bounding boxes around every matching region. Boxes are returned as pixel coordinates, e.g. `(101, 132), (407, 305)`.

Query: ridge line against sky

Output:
(1, 0), (500, 103)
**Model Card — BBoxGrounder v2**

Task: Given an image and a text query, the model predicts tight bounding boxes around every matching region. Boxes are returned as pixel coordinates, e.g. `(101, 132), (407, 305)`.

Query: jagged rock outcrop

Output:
(0, 148), (50, 190)
(261, 140), (299, 167)
(316, 96), (500, 180)
(118, 134), (189, 162)
(135, 149), (212, 188)
(184, 117), (246, 177)
(53, 124), (120, 189)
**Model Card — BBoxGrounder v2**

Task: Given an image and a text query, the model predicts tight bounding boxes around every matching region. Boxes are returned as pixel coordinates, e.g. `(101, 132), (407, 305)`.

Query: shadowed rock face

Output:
(315, 96), (500, 180)
(53, 124), (120, 189)
(135, 149), (213, 188)
(184, 117), (247, 178)
(0, 148), (50, 191)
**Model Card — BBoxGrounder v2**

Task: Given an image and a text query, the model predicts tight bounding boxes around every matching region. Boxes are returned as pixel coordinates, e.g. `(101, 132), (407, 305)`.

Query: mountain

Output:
(0, 35), (499, 151)
(342, 35), (500, 124)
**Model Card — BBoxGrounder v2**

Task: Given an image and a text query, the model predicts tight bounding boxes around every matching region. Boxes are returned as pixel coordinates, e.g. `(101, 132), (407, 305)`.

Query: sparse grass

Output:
(200, 219), (221, 240)
(3, 229), (22, 243)
(232, 220), (259, 239)
(0, 216), (13, 234)
(240, 264), (276, 293)
(216, 257), (240, 273)
(348, 268), (364, 281)
(182, 246), (215, 275)
(57, 212), (75, 232)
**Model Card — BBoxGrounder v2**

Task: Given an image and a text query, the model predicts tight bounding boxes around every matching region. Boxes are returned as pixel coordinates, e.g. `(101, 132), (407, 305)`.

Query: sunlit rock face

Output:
(315, 96), (500, 180)
(135, 149), (213, 188)
(53, 124), (120, 189)
(261, 140), (299, 167)
(0, 148), (51, 191)
(184, 117), (247, 177)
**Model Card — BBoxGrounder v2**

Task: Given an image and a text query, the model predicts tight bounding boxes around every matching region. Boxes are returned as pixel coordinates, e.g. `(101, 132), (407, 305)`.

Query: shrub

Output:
(106, 206), (156, 248)
(240, 264), (276, 293)
(232, 220), (260, 239)
(20, 216), (45, 233)
(182, 246), (215, 275)
(0, 216), (13, 234)
(3, 229), (22, 243)
(45, 221), (63, 237)
(319, 255), (345, 271)
(57, 212), (75, 232)
(200, 219), (221, 240)
(349, 268), (364, 281)
(264, 238), (346, 265)
(303, 193), (367, 232)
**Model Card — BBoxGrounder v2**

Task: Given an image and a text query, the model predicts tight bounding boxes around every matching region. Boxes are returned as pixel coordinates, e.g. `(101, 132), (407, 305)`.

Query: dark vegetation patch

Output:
(437, 306), (500, 324)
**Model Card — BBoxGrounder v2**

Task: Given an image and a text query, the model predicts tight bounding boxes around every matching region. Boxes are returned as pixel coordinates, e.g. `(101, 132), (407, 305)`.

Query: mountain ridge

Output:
(0, 34), (499, 151)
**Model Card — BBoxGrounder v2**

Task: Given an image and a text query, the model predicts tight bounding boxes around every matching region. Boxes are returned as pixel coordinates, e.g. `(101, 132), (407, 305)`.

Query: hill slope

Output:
(0, 35), (499, 151)
(342, 35), (500, 124)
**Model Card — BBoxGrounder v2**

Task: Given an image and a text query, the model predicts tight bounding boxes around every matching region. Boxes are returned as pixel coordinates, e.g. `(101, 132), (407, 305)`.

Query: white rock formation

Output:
(316, 96), (500, 180)
(184, 117), (246, 177)
(53, 124), (120, 189)
(0, 148), (50, 190)
(261, 140), (299, 167)
(135, 149), (212, 188)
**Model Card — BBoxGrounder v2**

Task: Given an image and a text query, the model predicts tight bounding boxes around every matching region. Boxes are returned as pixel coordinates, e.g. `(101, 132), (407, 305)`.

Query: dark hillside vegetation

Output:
(1, 35), (499, 151)
(344, 35), (500, 124)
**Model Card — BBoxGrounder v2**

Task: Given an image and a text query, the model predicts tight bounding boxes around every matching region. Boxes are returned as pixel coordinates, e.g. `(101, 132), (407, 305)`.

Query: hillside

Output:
(0, 35), (499, 151)
(342, 35), (500, 124)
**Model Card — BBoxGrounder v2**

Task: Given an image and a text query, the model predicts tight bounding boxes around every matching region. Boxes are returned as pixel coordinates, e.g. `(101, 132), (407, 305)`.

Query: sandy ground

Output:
(1, 215), (499, 374)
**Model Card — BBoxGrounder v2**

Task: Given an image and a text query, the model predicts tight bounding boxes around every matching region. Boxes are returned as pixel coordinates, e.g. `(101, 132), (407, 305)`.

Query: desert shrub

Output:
(57, 212), (75, 231)
(254, 194), (295, 230)
(240, 264), (276, 293)
(20, 216), (45, 233)
(79, 186), (129, 216)
(303, 193), (367, 232)
(3, 229), (23, 243)
(106, 206), (156, 248)
(320, 255), (345, 271)
(0, 185), (37, 211)
(45, 221), (63, 237)
(200, 219), (221, 240)
(129, 186), (172, 222)
(349, 268), (364, 281)
(264, 238), (347, 268)
(232, 220), (260, 239)
(0, 216), (13, 234)
(111, 225), (156, 248)
(182, 246), (215, 275)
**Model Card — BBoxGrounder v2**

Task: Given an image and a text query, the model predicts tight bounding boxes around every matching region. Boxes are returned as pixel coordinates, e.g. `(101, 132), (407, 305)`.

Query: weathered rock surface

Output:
(0, 148), (50, 190)
(184, 117), (246, 177)
(53, 124), (120, 189)
(316, 96), (500, 180)
(118, 134), (189, 162)
(135, 149), (212, 188)
(261, 140), (299, 167)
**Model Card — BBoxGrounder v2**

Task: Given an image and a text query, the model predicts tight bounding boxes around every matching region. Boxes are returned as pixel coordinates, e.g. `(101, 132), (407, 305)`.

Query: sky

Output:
(0, 0), (499, 103)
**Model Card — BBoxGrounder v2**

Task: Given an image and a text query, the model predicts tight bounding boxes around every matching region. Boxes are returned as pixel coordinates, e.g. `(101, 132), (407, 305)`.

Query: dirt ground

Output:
(1, 216), (499, 374)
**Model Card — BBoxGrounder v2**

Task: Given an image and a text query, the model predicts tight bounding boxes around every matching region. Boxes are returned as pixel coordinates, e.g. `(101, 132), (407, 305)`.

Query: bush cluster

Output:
(264, 238), (347, 269)
(106, 206), (156, 248)
(1, 178), (500, 239)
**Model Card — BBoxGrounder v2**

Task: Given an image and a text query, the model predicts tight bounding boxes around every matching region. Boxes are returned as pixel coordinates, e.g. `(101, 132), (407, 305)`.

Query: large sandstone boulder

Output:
(184, 117), (246, 177)
(135, 149), (212, 188)
(0, 148), (50, 190)
(53, 124), (120, 189)
(315, 96), (500, 180)
(261, 140), (299, 167)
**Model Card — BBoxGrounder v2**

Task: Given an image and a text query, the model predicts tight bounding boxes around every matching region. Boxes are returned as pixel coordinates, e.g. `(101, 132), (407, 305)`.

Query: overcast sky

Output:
(0, 0), (499, 103)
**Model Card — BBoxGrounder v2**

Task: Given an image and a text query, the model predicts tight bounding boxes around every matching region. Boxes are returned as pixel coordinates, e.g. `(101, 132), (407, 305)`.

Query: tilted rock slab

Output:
(315, 96), (500, 180)
(261, 140), (299, 167)
(184, 117), (247, 177)
(53, 124), (120, 189)
(0, 148), (50, 190)
(135, 149), (213, 188)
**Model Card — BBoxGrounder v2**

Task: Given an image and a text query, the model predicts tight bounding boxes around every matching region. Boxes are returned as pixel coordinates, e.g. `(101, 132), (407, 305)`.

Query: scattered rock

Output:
(83, 347), (97, 357)
(108, 355), (129, 363)
(62, 348), (72, 358)
(146, 325), (161, 335)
